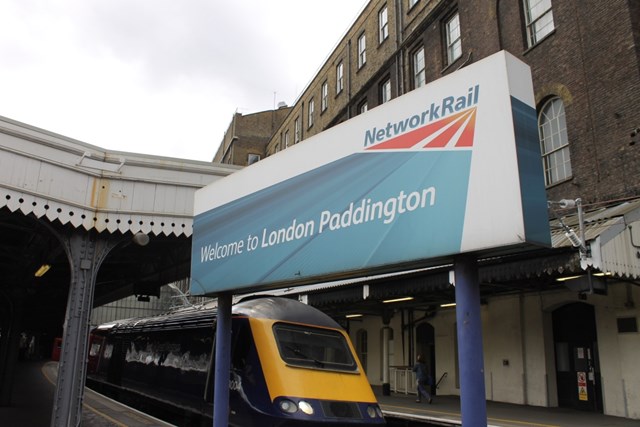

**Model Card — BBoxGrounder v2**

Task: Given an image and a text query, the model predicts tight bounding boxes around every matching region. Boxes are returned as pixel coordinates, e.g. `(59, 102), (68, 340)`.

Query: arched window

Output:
(539, 97), (571, 185)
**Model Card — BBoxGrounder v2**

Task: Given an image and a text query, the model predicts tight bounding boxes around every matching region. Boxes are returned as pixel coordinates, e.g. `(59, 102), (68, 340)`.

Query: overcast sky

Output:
(0, 0), (366, 161)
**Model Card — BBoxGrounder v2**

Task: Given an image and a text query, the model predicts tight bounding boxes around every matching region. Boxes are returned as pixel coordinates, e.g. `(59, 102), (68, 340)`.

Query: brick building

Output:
(265, 0), (640, 207)
(213, 105), (291, 166)
(221, 0), (640, 420)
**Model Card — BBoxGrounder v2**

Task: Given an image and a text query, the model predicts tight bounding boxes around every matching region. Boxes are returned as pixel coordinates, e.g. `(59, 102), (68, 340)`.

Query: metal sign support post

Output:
(454, 254), (487, 427)
(213, 292), (232, 427)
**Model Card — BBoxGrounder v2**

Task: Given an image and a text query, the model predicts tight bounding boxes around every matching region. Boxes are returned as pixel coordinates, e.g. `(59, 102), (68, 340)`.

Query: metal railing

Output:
(389, 367), (448, 394)
(390, 367), (417, 394)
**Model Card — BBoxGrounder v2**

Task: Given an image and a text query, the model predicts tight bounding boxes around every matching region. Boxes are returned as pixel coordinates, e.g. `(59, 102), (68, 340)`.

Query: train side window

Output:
(103, 343), (113, 360)
(89, 342), (101, 357)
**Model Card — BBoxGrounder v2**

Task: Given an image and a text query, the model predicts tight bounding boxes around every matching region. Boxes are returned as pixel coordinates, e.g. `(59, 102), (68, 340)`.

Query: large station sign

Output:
(190, 51), (550, 296)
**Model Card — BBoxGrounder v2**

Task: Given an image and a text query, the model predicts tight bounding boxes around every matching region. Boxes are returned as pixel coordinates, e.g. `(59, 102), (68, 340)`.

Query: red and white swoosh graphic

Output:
(366, 107), (477, 151)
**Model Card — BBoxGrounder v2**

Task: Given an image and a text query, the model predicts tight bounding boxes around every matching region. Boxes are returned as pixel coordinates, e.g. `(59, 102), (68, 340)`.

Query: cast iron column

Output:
(51, 230), (119, 427)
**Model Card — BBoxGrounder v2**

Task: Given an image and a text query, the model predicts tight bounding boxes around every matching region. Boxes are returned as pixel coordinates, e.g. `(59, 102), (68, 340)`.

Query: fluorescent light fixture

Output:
(382, 296), (414, 304)
(593, 272), (611, 277)
(440, 303), (456, 308)
(555, 275), (583, 282)
(346, 314), (363, 318)
(34, 264), (51, 277)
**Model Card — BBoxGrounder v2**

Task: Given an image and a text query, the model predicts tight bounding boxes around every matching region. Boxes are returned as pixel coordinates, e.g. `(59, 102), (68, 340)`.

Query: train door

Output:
(552, 302), (603, 412)
(415, 323), (436, 395)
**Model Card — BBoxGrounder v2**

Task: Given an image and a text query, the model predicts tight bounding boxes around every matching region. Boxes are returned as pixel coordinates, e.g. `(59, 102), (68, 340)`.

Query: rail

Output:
(436, 371), (448, 389)
(389, 367), (448, 394)
(390, 367), (416, 394)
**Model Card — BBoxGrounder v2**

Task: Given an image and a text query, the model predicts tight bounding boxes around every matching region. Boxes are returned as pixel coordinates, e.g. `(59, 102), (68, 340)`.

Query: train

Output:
(86, 296), (386, 426)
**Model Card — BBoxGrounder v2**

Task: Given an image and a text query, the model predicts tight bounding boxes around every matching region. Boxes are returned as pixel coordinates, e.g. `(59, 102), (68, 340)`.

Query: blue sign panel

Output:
(191, 51), (550, 295)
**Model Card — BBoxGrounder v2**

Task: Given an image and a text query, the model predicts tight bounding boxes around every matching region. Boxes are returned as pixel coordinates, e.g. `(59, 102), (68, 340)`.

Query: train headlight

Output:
(367, 406), (377, 418)
(298, 400), (314, 415)
(367, 405), (383, 418)
(278, 399), (298, 414)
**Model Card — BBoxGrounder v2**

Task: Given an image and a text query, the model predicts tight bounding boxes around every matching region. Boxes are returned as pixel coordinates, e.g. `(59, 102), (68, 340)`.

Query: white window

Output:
(409, 0), (419, 8)
(247, 154), (260, 165)
(413, 47), (426, 88)
(379, 6), (389, 43)
(294, 117), (300, 143)
(445, 12), (462, 65)
(381, 79), (391, 104)
(524, 0), (555, 46)
(539, 97), (571, 185)
(284, 130), (290, 148)
(359, 101), (368, 114)
(308, 98), (314, 128)
(358, 33), (366, 68)
(336, 62), (344, 94)
(321, 81), (328, 111)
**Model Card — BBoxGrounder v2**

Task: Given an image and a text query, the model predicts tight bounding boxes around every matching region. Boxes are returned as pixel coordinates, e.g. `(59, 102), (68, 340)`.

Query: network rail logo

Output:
(364, 85), (479, 150)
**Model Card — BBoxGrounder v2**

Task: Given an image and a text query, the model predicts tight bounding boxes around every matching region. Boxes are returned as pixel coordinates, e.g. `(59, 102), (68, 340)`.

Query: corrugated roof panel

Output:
(599, 219), (640, 279)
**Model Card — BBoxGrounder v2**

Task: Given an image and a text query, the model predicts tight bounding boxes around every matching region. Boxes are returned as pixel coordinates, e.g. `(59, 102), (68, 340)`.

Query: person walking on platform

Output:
(413, 354), (433, 404)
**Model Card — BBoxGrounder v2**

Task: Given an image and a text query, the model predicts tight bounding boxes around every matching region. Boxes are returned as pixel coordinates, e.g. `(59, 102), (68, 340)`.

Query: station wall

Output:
(348, 281), (640, 419)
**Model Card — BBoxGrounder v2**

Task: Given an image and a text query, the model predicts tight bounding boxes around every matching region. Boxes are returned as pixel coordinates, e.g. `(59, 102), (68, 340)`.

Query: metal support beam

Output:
(454, 254), (487, 427)
(51, 230), (120, 427)
(213, 292), (232, 427)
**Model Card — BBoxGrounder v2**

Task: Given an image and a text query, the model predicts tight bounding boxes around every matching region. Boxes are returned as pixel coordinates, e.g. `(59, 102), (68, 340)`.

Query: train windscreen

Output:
(273, 323), (358, 372)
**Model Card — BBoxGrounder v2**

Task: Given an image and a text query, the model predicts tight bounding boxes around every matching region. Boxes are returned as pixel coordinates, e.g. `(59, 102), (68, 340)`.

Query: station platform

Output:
(374, 387), (639, 427)
(0, 360), (175, 427)
(2, 361), (638, 426)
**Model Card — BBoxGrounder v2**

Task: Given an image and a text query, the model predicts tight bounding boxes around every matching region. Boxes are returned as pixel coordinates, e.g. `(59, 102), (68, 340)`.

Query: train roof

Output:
(94, 296), (341, 334)
(233, 297), (341, 329)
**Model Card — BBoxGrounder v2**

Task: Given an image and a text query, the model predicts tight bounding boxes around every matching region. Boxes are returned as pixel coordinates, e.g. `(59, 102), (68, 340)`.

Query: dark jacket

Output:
(412, 361), (431, 384)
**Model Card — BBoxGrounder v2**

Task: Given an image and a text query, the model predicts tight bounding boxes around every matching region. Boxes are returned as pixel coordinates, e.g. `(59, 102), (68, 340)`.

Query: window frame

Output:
(380, 78), (391, 104)
(538, 97), (572, 186)
(336, 62), (344, 94)
(445, 12), (462, 65)
(359, 100), (368, 114)
(321, 81), (328, 112)
(357, 33), (367, 69)
(379, 5), (389, 44)
(247, 153), (260, 165)
(412, 46), (426, 89)
(308, 98), (315, 128)
(294, 117), (300, 143)
(523, 0), (555, 47)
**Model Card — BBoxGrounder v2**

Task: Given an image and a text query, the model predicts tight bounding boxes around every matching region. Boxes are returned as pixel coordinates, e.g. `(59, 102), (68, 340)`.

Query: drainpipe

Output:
(396, 0), (405, 96)
(382, 326), (391, 395)
(347, 39), (352, 120)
